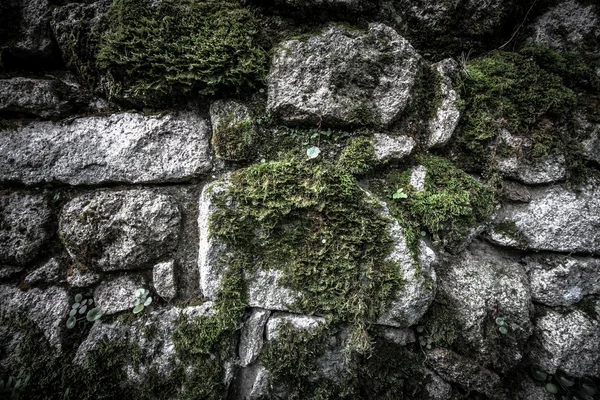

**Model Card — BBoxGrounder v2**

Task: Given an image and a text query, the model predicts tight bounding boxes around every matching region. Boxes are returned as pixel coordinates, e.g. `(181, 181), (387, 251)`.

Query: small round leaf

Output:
(66, 316), (76, 329)
(545, 383), (559, 394)
(78, 305), (87, 314)
(135, 298), (141, 306)
(498, 326), (508, 335)
(72, 303), (80, 309)
(306, 146), (321, 159)
(144, 297), (152, 306)
(416, 326), (424, 333)
(133, 304), (144, 314)
(88, 299), (94, 305)
(75, 294), (82, 303)
(86, 308), (103, 322)
(531, 365), (547, 381)
(495, 317), (505, 326)
(81, 299), (87, 306)
(69, 309), (77, 317)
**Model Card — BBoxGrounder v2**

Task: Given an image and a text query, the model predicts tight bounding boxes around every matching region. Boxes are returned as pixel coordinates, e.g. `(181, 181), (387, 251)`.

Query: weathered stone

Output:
(524, 254), (600, 307)
(514, 377), (555, 400)
(239, 309), (271, 367)
(210, 100), (256, 161)
(24, 257), (64, 285)
(60, 190), (181, 272)
(578, 115), (600, 164)
(0, 112), (212, 185)
(0, 193), (52, 265)
(375, 326), (416, 346)
(424, 369), (453, 400)
(153, 260), (176, 301)
(267, 23), (420, 128)
(434, 241), (533, 372)
(497, 154), (566, 185)
(426, 348), (502, 397)
(0, 285), (69, 348)
(67, 266), (100, 288)
(528, 0), (599, 50)
(0, 76), (84, 118)
(0, 265), (25, 280)
(500, 180), (531, 203)
(372, 133), (416, 163)
(409, 165), (427, 191)
(93, 274), (146, 315)
(489, 181), (600, 254)
(265, 312), (327, 341)
(427, 58), (460, 149)
(528, 309), (600, 378)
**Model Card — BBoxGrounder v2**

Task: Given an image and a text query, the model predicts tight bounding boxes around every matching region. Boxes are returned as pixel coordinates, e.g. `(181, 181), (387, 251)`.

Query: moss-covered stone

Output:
(212, 118), (256, 162)
(96, 0), (268, 106)
(337, 137), (376, 176)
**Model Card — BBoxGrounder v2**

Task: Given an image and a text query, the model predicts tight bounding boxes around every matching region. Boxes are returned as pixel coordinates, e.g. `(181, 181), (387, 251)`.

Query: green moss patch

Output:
(97, 0), (268, 105)
(213, 118), (256, 162)
(210, 156), (405, 352)
(375, 155), (496, 252)
(337, 137), (376, 176)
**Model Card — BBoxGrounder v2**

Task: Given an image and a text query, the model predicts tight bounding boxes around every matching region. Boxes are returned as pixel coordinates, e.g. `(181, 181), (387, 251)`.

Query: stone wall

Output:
(0, 0), (599, 399)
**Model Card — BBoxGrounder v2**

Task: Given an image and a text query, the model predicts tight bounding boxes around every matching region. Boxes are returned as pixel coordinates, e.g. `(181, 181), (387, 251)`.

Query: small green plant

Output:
(495, 317), (509, 335)
(392, 188), (408, 200)
(67, 294), (103, 329)
(133, 288), (153, 314)
(0, 375), (29, 400)
(530, 365), (598, 398)
(416, 326), (433, 350)
(306, 146), (321, 159)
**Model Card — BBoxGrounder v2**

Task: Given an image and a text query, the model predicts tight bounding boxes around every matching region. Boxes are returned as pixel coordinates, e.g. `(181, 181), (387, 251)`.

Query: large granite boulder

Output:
(488, 181), (600, 254)
(0, 193), (52, 266)
(0, 112), (212, 185)
(267, 23), (421, 128)
(59, 189), (181, 272)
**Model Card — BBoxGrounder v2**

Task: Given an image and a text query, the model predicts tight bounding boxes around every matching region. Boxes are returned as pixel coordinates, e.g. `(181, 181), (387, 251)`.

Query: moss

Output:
(492, 221), (529, 249)
(454, 51), (578, 174)
(210, 155), (405, 353)
(212, 117), (256, 162)
(375, 155), (496, 252)
(337, 137), (376, 176)
(96, 0), (268, 106)
(419, 294), (462, 348)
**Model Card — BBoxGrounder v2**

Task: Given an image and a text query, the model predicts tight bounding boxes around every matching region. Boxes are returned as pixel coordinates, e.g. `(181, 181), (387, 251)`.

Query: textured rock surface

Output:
(427, 59), (461, 149)
(93, 274), (145, 315)
(528, 0), (599, 50)
(0, 193), (52, 265)
(524, 254), (600, 307)
(489, 182), (600, 254)
(0, 77), (85, 118)
(265, 312), (327, 341)
(579, 115), (600, 164)
(67, 266), (100, 288)
(434, 241), (533, 371)
(210, 100), (256, 161)
(153, 260), (176, 301)
(60, 190), (181, 272)
(268, 23), (420, 128)
(528, 309), (600, 378)
(0, 285), (69, 348)
(239, 309), (271, 367)
(24, 257), (64, 285)
(372, 133), (416, 163)
(0, 112), (212, 185)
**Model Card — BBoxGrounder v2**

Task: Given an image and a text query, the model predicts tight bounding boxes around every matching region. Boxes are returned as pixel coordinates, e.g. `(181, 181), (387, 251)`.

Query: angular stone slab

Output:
(0, 112), (212, 185)
(59, 189), (181, 272)
(267, 23), (420, 128)
(489, 182), (600, 254)
(427, 59), (461, 149)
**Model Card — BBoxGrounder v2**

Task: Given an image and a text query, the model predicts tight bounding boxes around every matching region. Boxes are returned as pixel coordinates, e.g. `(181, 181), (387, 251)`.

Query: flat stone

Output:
(239, 309), (271, 367)
(497, 154), (566, 185)
(93, 274), (146, 315)
(0, 285), (69, 348)
(267, 23), (420, 128)
(24, 257), (64, 285)
(66, 266), (100, 288)
(59, 189), (181, 272)
(489, 181), (600, 254)
(427, 58), (461, 149)
(265, 312), (327, 341)
(524, 254), (600, 307)
(528, 309), (600, 378)
(0, 76), (84, 118)
(372, 134), (416, 163)
(153, 260), (177, 301)
(0, 193), (52, 265)
(0, 112), (212, 185)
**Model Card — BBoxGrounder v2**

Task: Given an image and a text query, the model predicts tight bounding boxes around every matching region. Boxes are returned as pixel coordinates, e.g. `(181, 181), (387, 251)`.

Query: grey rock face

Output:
(60, 190), (181, 272)
(0, 285), (69, 348)
(199, 182), (434, 327)
(372, 134), (416, 163)
(239, 309), (271, 367)
(0, 112), (212, 185)
(528, 0), (599, 50)
(67, 266), (100, 288)
(409, 165), (427, 191)
(265, 312), (327, 341)
(426, 348), (502, 397)
(525, 254), (600, 307)
(24, 257), (64, 285)
(267, 23), (420, 128)
(210, 100), (256, 161)
(489, 182), (600, 254)
(427, 59), (461, 149)
(0, 77), (84, 118)
(0, 193), (52, 265)
(500, 180), (531, 203)
(578, 115), (600, 164)
(435, 241), (533, 371)
(376, 326), (416, 346)
(153, 260), (176, 301)
(93, 274), (145, 315)
(528, 309), (600, 378)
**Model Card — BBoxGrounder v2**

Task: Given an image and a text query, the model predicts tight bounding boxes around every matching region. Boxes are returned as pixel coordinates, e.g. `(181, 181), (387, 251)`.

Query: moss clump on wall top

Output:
(455, 50), (577, 171)
(210, 155), (405, 352)
(97, 0), (268, 105)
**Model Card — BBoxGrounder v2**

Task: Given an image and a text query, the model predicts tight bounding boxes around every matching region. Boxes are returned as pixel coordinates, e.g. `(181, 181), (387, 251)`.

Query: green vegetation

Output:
(337, 137), (376, 176)
(212, 118), (256, 162)
(377, 155), (496, 252)
(66, 293), (103, 330)
(491, 221), (529, 249)
(132, 288), (152, 314)
(455, 51), (577, 172)
(96, 0), (268, 105)
(210, 155), (405, 354)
